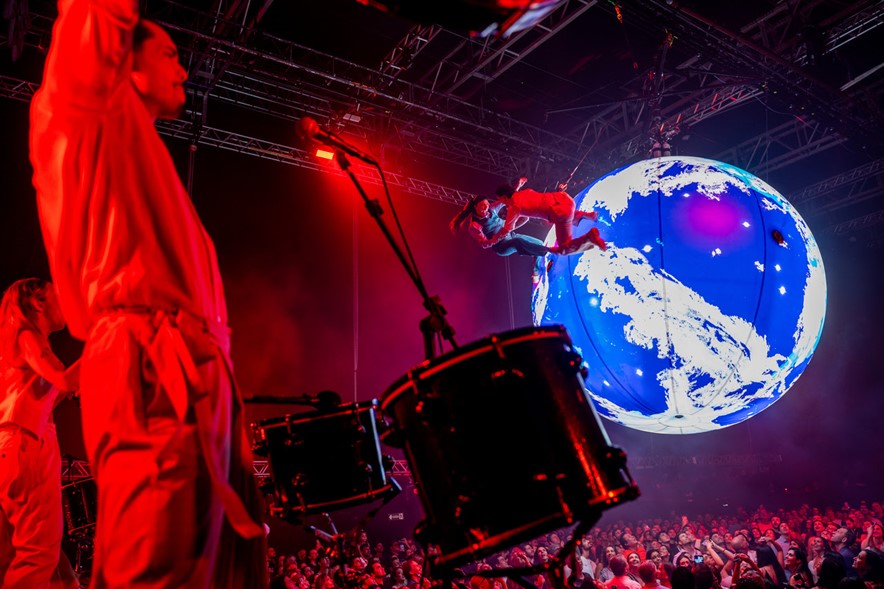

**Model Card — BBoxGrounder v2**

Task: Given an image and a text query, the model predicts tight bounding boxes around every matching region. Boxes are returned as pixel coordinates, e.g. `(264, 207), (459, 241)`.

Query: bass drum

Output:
(252, 400), (397, 522)
(381, 325), (639, 570)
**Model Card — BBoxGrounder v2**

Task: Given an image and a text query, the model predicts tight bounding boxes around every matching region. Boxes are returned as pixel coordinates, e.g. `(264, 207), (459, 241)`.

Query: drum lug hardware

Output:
(490, 368), (525, 380)
(604, 447), (627, 468)
(453, 494), (472, 522)
(563, 351), (586, 376)
(491, 335), (505, 359)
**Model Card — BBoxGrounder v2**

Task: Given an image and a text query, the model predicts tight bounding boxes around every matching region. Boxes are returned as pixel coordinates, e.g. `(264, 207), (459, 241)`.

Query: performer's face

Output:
(40, 284), (66, 332)
(474, 199), (490, 219)
(132, 22), (187, 120)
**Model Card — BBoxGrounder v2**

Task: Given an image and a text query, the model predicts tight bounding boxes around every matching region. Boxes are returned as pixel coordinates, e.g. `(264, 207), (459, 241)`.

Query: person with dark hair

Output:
(692, 564), (720, 589)
(598, 546), (619, 582)
(640, 561), (665, 589)
(734, 576), (766, 589)
(607, 555), (642, 589)
(489, 181), (606, 255)
(670, 565), (695, 589)
(673, 531), (702, 566)
(0, 278), (78, 588)
(860, 525), (884, 553)
(785, 547), (814, 588)
(854, 548), (884, 588)
(29, 0), (266, 586)
(808, 537), (828, 583)
(450, 195), (555, 282)
(832, 529), (858, 579)
(755, 543), (787, 586)
(813, 554), (846, 589)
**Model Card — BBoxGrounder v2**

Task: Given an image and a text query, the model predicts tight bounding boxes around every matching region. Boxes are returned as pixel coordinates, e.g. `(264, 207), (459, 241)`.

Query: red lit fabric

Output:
(28, 1), (266, 586)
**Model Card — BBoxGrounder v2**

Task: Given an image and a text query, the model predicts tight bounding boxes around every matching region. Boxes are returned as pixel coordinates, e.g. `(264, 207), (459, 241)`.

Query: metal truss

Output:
(634, 0), (878, 147)
(610, 84), (764, 166)
(791, 156), (884, 212)
(830, 208), (884, 242)
(793, 1), (884, 66)
(389, 460), (414, 480)
(205, 70), (538, 178)
(146, 1), (587, 160)
(61, 459), (92, 480)
(418, 0), (598, 99)
(5, 1), (881, 231)
(0, 75), (475, 207)
(378, 24), (443, 83)
(713, 118), (847, 178)
(739, 0), (831, 53)
(155, 118), (475, 205)
(0, 74), (40, 102)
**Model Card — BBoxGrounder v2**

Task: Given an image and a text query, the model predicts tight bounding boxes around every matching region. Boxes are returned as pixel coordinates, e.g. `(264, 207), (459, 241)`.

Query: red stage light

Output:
(315, 149), (335, 160)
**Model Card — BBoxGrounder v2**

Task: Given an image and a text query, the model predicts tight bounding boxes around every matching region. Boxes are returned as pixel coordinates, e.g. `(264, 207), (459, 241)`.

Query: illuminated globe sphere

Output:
(532, 156), (827, 434)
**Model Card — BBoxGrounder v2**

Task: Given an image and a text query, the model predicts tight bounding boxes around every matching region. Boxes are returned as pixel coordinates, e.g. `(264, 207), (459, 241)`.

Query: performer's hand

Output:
(64, 359), (81, 392)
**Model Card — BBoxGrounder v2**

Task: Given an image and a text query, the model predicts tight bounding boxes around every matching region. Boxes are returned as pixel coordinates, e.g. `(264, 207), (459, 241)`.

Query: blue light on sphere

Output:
(532, 156), (827, 434)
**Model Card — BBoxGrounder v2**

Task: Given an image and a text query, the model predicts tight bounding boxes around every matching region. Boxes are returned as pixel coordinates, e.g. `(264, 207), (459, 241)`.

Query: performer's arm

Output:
(18, 330), (77, 394)
(40, 0), (140, 109)
(488, 203), (521, 245)
(468, 221), (492, 247)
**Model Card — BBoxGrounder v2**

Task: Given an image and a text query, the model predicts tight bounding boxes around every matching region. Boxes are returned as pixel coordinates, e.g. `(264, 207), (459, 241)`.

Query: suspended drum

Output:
(252, 400), (398, 522)
(381, 325), (639, 570)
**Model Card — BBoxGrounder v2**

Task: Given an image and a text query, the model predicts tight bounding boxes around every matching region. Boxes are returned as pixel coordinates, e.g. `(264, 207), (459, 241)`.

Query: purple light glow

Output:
(674, 193), (752, 250)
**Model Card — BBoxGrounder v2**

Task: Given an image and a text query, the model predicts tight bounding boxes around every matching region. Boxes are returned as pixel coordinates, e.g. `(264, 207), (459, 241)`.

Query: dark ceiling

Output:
(3, 0), (882, 245)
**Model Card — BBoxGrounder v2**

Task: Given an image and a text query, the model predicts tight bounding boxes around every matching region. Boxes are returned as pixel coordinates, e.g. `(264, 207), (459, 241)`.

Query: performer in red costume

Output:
(0, 279), (78, 589)
(490, 177), (607, 255)
(29, 1), (266, 586)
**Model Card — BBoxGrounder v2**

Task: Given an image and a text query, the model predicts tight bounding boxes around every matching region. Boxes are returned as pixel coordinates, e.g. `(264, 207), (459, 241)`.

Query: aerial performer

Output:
(450, 194), (553, 283)
(490, 177), (607, 255)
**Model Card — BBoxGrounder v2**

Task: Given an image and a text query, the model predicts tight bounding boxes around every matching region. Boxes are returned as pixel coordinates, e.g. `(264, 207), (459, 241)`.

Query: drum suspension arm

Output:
(336, 151), (458, 359)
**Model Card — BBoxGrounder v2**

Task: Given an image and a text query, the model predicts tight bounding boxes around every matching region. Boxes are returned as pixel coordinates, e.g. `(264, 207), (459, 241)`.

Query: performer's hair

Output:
(495, 183), (515, 198)
(133, 19), (161, 52)
(0, 278), (50, 365)
(449, 195), (485, 234)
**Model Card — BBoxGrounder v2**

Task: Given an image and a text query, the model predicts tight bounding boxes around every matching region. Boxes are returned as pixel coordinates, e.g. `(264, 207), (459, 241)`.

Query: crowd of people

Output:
(266, 499), (884, 589)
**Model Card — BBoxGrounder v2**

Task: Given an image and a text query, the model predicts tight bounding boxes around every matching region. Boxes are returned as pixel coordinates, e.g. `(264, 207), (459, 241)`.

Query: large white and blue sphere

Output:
(532, 156), (827, 434)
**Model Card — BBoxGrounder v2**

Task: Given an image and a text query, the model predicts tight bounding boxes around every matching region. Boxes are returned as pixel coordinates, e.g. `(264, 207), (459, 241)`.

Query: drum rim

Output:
(380, 325), (568, 411)
(61, 476), (95, 489)
(253, 399), (379, 429)
(428, 484), (639, 570)
(275, 482), (399, 519)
